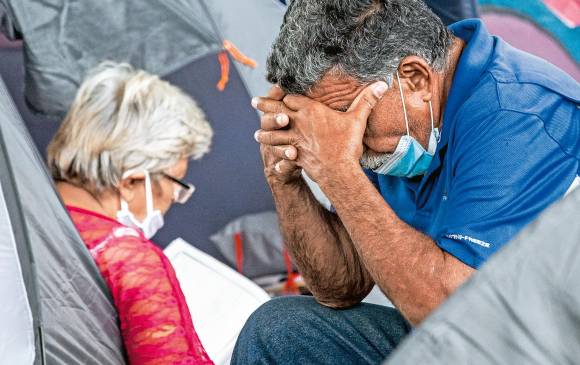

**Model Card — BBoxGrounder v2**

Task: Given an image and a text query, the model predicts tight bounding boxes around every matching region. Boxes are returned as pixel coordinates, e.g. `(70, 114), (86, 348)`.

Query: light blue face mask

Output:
(373, 72), (440, 177)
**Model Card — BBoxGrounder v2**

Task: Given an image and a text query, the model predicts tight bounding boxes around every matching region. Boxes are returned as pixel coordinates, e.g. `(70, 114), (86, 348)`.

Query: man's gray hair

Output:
(267, 0), (453, 94)
(47, 62), (213, 194)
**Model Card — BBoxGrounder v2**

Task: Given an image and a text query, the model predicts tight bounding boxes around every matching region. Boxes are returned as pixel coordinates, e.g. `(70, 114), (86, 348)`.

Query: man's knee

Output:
(233, 296), (410, 365)
(232, 296), (320, 364)
(239, 296), (318, 342)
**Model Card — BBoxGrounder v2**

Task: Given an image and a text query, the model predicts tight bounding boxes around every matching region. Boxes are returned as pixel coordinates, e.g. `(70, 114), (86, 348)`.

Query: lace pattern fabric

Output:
(67, 206), (214, 365)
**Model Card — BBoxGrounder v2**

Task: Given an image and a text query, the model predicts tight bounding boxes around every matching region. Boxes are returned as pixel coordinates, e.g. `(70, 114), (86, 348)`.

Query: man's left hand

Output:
(253, 81), (388, 184)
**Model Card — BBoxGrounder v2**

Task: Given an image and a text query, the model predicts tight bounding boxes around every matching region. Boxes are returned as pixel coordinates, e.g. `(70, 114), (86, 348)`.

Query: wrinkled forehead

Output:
(306, 73), (367, 112)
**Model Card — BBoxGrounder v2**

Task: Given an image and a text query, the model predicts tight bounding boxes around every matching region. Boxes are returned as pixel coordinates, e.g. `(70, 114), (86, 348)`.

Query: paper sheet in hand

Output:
(164, 238), (270, 365)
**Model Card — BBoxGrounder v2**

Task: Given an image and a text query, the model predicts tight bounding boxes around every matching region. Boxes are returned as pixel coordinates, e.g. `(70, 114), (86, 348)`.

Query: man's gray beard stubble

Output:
(359, 148), (393, 170)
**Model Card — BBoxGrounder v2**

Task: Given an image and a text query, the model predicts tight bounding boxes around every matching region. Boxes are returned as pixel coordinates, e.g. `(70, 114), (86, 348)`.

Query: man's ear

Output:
(398, 56), (434, 103)
(118, 172), (145, 203)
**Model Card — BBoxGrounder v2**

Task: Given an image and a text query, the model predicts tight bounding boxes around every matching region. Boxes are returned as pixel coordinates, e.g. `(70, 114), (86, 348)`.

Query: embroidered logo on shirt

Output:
(445, 234), (492, 248)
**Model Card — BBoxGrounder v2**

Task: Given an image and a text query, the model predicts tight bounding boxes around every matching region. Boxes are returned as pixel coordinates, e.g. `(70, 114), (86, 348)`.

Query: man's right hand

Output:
(253, 85), (301, 185)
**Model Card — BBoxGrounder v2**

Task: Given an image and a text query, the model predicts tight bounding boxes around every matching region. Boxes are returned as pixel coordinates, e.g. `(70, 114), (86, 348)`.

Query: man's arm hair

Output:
(271, 179), (374, 307)
(321, 168), (474, 325)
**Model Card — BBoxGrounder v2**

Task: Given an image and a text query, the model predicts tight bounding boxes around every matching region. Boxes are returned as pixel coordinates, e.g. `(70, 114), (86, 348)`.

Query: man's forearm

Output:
(319, 165), (474, 324)
(269, 178), (374, 307)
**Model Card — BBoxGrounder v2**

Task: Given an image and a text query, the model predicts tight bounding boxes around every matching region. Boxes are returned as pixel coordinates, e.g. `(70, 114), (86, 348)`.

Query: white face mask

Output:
(116, 170), (164, 239)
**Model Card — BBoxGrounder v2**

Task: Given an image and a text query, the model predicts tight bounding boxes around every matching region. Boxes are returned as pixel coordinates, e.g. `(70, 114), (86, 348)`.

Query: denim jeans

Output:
(231, 296), (411, 365)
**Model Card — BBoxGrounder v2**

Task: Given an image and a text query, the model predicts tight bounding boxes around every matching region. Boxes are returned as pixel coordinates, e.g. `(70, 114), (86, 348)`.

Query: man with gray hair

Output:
(233, 0), (579, 363)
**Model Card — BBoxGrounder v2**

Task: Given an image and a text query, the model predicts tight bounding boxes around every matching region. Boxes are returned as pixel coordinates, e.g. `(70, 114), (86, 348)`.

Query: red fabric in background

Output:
(234, 232), (244, 273)
(67, 206), (214, 365)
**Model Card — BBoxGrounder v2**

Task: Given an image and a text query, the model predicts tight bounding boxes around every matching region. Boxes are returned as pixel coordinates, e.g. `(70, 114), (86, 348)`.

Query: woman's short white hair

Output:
(47, 61), (213, 193)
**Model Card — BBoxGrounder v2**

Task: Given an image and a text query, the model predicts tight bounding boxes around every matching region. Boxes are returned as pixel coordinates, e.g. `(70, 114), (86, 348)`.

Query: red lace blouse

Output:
(67, 206), (214, 365)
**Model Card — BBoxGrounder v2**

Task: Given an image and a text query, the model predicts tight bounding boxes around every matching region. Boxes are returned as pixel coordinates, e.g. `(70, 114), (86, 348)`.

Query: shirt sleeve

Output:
(94, 234), (214, 365)
(436, 110), (579, 269)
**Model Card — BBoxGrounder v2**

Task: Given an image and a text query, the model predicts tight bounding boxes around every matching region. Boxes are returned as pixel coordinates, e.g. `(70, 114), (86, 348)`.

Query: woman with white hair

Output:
(48, 62), (214, 365)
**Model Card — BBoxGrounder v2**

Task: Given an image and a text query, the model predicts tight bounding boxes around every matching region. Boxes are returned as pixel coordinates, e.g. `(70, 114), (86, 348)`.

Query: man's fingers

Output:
(261, 113), (290, 131)
(251, 97), (294, 115)
(282, 94), (314, 111)
(271, 145), (298, 161)
(266, 84), (286, 101)
(348, 81), (388, 120)
(274, 159), (299, 175)
(254, 129), (294, 146)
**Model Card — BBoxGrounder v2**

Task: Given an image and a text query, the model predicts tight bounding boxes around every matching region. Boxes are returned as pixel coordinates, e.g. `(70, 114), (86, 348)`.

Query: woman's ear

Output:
(398, 56), (434, 102)
(118, 172), (145, 203)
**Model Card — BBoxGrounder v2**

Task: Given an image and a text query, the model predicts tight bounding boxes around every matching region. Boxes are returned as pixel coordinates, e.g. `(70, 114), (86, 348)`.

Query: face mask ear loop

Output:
(120, 199), (129, 212)
(429, 100), (435, 132)
(144, 170), (154, 214)
(396, 71), (410, 136)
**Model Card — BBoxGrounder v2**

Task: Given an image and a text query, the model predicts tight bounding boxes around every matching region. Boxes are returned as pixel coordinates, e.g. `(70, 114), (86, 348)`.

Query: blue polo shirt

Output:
(366, 19), (580, 269)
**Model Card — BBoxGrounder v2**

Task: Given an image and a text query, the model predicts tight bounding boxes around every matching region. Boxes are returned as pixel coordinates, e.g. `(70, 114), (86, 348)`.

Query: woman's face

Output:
(123, 158), (189, 221)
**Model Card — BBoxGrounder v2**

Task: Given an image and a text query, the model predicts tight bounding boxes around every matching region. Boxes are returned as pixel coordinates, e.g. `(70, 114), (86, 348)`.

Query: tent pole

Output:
(0, 81), (45, 365)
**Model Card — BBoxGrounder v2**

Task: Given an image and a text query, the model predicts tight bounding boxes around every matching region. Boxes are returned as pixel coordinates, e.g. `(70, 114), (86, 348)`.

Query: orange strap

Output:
(234, 232), (244, 274)
(223, 40), (258, 68)
(216, 40), (257, 91)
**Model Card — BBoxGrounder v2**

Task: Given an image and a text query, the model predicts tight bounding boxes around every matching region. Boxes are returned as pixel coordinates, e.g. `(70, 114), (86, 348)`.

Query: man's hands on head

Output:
(254, 85), (302, 186)
(251, 83), (379, 309)
(251, 83), (475, 324)
(253, 82), (388, 187)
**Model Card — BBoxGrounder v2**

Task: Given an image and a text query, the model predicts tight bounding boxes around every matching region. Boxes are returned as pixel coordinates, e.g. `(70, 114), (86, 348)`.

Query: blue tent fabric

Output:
(0, 0), (285, 259)
(0, 44), (276, 259)
(203, 0), (287, 100)
(158, 56), (276, 255)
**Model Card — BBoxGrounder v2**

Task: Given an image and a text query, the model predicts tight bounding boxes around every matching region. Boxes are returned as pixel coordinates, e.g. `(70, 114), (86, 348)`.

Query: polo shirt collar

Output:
(406, 19), (494, 195)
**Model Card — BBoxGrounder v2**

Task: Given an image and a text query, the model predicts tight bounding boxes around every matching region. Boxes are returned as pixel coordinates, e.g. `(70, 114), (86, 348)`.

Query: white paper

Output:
(164, 238), (270, 365)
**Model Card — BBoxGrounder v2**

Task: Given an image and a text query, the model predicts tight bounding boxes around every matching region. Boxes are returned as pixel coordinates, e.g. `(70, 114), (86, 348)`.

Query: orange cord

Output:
(223, 40), (258, 68)
(234, 232), (244, 274)
(217, 52), (230, 91)
(216, 39), (257, 91)
(283, 248), (300, 295)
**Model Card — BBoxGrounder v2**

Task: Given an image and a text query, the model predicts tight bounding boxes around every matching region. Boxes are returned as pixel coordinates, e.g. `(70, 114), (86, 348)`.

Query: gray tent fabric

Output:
(0, 0), (480, 118)
(0, 0), (222, 117)
(387, 189), (580, 365)
(0, 0), (18, 40)
(0, 75), (125, 364)
(210, 211), (290, 278)
(0, 0), (287, 118)
(203, 0), (286, 100)
(0, 117), (36, 364)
